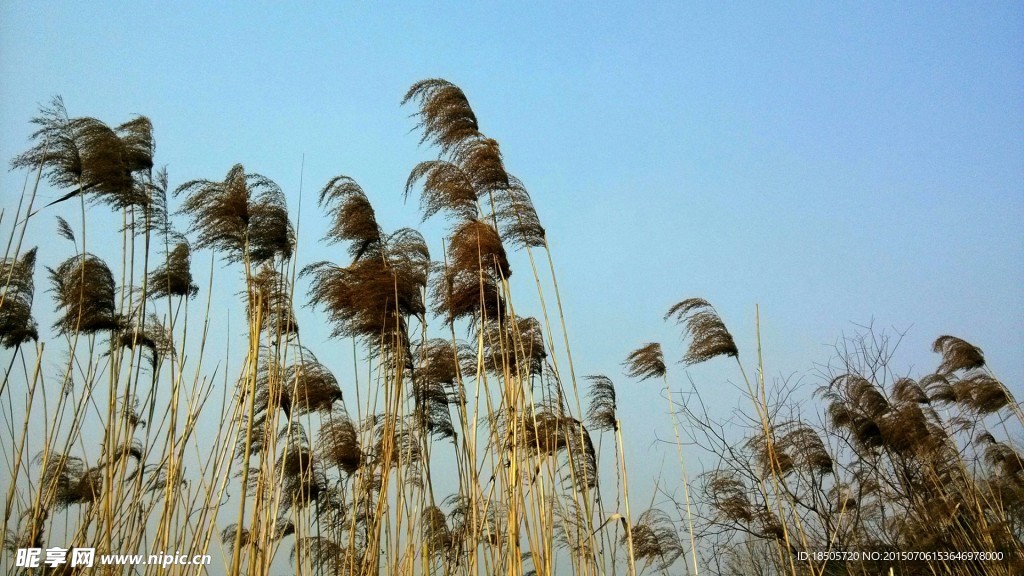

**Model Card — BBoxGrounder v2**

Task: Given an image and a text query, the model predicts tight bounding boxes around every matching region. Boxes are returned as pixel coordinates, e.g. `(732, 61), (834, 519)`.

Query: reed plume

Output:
(494, 176), (546, 249)
(411, 370), (456, 440)
(306, 180), (428, 357)
(402, 79), (481, 154)
(777, 423), (833, 474)
(12, 98), (151, 210)
(452, 136), (510, 195)
(48, 253), (121, 334)
(318, 411), (363, 476)
(114, 116), (155, 176)
(116, 313), (174, 369)
(432, 218), (509, 325)
(318, 175), (384, 261)
(933, 335), (986, 374)
(38, 455), (104, 509)
(958, 373), (1014, 414)
(147, 240), (198, 299)
(285, 351), (345, 416)
(250, 264), (299, 337)
(447, 218), (510, 279)
(623, 342), (666, 381)
(665, 298), (738, 364)
(0, 247), (39, 347)
(518, 407), (598, 491)
(432, 265), (505, 326)
(368, 416), (423, 488)
(422, 505), (455, 560)
(276, 426), (328, 512)
(481, 316), (545, 377)
(585, 375), (618, 432)
(252, 348), (343, 419)
(554, 498), (593, 557)
(405, 160), (480, 221)
(3, 509), (46, 551)
(56, 216), (75, 241)
(415, 338), (473, 390)
(705, 470), (754, 523)
(176, 164), (294, 263)
(625, 509), (684, 572)
(11, 97), (83, 191)
(292, 536), (364, 575)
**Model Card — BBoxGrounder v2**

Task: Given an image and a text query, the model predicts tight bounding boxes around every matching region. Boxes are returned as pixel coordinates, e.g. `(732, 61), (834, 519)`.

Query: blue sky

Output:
(2, 2), (1022, 481)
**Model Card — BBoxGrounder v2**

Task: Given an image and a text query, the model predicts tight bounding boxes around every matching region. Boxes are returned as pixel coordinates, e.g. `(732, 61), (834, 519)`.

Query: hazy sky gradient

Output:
(3, 2), (1022, 480)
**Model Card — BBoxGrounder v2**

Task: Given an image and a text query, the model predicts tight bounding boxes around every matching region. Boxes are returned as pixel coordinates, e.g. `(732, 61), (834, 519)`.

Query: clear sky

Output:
(2, 1), (1022, 494)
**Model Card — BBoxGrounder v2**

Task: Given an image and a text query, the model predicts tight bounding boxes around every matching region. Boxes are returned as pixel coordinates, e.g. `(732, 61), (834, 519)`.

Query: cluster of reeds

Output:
(0, 80), (689, 576)
(3, 82), (1018, 576)
(673, 321), (1024, 575)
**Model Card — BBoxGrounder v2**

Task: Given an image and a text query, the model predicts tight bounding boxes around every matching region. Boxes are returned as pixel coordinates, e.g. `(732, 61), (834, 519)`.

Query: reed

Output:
(1, 81), (1018, 576)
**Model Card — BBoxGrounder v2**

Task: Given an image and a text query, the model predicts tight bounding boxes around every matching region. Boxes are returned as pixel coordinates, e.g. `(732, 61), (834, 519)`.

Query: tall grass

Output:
(1, 82), (1020, 576)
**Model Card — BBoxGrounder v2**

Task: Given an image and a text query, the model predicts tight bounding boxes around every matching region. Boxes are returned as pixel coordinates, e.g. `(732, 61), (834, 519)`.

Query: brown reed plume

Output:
(402, 79), (481, 154)
(933, 335), (986, 374)
(977, 435), (1024, 479)
(306, 256), (420, 351)
(38, 455), (104, 510)
(925, 335), (1016, 415)
(777, 423), (833, 475)
(451, 136), (510, 195)
(625, 509), (684, 572)
(56, 216), (75, 241)
(494, 176), (546, 249)
(821, 374), (889, 449)
(48, 253), (122, 334)
(665, 298), (738, 364)
(275, 426), (329, 513)
(447, 218), (510, 279)
(12, 98), (152, 211)
(287, 352), (345, 415)
(3, 509), (46, 552)
(415, 338), (473, 390)
(432, 265), (505, 327)
(623, 342), (666, 381)
(220, 525), (255, 552)
(411, 371), (456, 441)
(0, 247), (39, 348)
(115, 313), (174, 369)
(292, 536), (365, 575)
(250, 264), (299, 338)
(585, 375), (618, 432)
(134, 166), (171, 239)
(405, 160), (480, 221)
(444, 492), (506, 548)
(704, 470), (754, 523)
(554, 497), (594, 558)
(304, 227), (428, 355)
(317, 411), (363, 477)
(481, 316), (545, 377)
(176, 164), (294, 264)
(147, 240), (198, 299)
(306, 179), (428, 356)
(422, 504), (456, 560)
(412, 338), (473, 439)
(114, 116), (155, 176)
(10, 97), (83, 191)
(318, 176), (383, 261)
(368, 416), (424, 488)
(251, 348), (343, 419)
(517, 407), (598, 491)
(431, 218), (510, 325)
